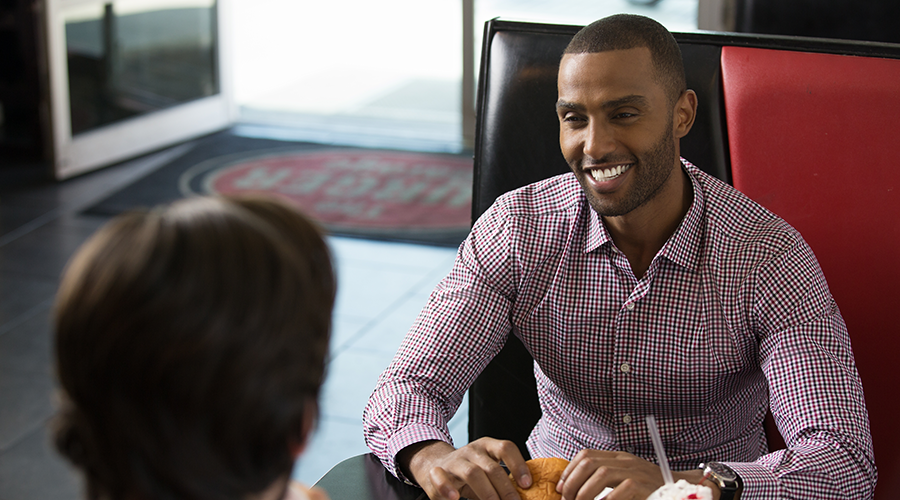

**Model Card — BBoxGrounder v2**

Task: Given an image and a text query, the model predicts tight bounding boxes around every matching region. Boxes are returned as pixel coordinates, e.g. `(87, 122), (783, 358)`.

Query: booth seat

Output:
(315, 21), (900, 500)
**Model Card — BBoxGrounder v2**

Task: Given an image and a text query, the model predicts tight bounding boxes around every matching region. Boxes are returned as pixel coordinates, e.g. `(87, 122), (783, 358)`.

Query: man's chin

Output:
(576, 176), (629, 217)
(585, 194), (631, 218)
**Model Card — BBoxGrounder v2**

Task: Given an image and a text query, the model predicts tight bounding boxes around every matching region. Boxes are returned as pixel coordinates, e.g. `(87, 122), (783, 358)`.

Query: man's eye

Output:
(614, 112), (637, 119)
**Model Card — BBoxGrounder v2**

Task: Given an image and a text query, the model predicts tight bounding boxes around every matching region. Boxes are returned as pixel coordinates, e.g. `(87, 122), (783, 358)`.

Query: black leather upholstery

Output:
(735, 0), (900, 44)
(468, 19), (730, 456)
(471, 22), (576, 225)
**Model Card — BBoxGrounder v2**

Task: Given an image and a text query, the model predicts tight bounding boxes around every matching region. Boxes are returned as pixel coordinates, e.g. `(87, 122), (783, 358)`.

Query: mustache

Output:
(579, 154), (638, 169)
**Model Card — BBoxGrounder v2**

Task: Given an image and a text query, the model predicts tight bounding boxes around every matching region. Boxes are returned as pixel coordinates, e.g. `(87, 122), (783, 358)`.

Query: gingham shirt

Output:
(363, 160), (876, 499)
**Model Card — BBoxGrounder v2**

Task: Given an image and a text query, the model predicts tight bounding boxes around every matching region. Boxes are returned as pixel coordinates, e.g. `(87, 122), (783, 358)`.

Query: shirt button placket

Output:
(616, 296), (637, 440)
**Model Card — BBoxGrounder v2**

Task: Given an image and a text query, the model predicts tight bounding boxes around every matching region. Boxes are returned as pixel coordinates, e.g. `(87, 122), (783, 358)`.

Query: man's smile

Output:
(588, 163), (633, 182)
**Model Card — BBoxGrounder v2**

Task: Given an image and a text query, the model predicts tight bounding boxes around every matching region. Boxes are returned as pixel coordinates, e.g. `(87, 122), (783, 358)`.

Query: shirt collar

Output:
(581, 158), (705, 272)
(583, 202), (611, 253)
(657, 158), (704, 272)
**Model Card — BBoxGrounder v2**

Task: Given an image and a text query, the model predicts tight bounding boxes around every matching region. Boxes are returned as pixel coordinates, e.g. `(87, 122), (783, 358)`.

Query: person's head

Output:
(564, 14), (686, 105)
(53, 195), (336, 500)
(557, 14), (697, 218)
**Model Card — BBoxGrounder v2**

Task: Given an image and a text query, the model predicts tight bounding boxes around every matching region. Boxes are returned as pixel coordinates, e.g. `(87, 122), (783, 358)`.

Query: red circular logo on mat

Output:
(191, 150), (472, 230)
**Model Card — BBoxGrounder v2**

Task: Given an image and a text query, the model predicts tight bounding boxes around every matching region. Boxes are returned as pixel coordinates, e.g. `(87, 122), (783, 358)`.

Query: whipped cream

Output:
(646, 479), (712, 500)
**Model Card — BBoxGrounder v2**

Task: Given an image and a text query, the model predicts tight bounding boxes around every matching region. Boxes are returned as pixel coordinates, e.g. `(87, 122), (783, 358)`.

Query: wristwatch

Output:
(699, 462), (743, 500)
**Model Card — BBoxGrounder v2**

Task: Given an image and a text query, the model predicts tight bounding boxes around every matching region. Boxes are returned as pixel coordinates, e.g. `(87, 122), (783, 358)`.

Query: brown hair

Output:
(53, 195), (336, 500)
(564, 14), (687, 104)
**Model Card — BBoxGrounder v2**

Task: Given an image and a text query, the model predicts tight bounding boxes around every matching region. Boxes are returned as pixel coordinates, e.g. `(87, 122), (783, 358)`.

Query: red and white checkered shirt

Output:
(363, 160), (875, 499)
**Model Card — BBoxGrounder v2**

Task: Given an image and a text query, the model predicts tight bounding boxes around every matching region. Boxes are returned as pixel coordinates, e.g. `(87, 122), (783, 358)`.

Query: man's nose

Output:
(584, 121), (616, 160)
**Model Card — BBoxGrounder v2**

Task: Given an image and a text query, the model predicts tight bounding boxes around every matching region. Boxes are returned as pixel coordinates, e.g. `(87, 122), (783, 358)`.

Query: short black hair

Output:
(564, 14), (687, 103)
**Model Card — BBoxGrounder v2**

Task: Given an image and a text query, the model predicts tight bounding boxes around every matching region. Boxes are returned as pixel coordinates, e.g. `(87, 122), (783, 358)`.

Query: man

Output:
(363, 14), (875, 500)
(53, 196), (336, 500)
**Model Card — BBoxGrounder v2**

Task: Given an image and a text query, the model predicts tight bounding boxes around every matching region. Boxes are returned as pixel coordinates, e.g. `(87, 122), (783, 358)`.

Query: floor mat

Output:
(84, 130), (473, 247)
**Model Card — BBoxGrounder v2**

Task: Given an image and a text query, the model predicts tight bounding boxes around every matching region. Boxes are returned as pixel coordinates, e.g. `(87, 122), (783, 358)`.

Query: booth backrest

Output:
(470, 19), (900, 498)
(469, 22), (733, 457)
(722, 45), (900, 498)
(733, 0), (900, 45)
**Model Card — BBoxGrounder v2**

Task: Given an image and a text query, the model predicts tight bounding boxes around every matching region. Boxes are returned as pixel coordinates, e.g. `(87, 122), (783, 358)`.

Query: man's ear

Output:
(673, 89), (698, 139)
(290, 401), (319, 459)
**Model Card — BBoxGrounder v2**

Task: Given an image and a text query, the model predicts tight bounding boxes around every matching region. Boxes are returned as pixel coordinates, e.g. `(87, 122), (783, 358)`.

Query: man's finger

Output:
(503, 454), (531, 488)
(486, 439), (531, 489)
(429, 467), (462, 500)
(477, 455), (524, 500)
(574, 471), (622, 500)
(558, 460), (576, 491)
(560, 458), (616, 500)
(455, 459), (507, 500)
(559, 449), (598, 489)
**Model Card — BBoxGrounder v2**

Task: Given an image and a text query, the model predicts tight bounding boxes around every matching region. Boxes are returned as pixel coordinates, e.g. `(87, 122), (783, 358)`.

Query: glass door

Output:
(45, 0), (235, 179)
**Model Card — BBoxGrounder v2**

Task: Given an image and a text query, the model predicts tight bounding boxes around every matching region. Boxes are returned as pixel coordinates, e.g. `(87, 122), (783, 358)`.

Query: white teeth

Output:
(590, 164), (631, 182)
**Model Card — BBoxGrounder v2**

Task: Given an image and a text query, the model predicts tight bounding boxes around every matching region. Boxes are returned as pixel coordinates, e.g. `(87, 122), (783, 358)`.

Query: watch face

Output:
(707, 462), (738, 481)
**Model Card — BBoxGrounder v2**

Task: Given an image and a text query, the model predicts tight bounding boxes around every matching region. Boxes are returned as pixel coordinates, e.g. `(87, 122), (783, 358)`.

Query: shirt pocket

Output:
(680, 321), (757, 408)
(701, 320), (749, 374)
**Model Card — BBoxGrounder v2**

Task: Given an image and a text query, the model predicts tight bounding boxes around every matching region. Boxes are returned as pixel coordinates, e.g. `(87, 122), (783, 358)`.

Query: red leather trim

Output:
(722, 45), (900, 496)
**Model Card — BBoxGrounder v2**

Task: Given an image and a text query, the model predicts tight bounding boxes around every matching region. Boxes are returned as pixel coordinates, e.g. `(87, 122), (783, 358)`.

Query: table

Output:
(314, 453), (426, 500)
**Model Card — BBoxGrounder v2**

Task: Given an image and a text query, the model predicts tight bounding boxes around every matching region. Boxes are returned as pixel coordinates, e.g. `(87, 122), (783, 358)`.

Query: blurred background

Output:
(3, 0), (898, 178)
(2, 0), (703, 179)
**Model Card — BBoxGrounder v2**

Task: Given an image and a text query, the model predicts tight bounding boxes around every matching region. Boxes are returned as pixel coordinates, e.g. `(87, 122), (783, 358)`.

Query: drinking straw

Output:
(645, 415), (674, 485)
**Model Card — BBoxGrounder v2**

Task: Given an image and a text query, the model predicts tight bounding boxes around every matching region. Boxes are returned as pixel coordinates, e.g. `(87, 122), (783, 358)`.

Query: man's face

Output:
(557, 47), (679, 217)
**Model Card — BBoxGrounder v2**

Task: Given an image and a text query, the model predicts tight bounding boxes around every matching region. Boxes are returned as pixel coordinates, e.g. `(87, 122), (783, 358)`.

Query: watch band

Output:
(699, 462), (743, 500)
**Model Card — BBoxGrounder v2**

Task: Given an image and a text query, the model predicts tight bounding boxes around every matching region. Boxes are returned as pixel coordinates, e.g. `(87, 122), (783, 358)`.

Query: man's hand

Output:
(398, 438), (532, 500)
(557, 450), (710, 500)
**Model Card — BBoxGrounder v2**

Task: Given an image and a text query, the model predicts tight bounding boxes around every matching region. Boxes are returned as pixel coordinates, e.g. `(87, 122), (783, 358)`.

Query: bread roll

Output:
(509, 457), (569, 500)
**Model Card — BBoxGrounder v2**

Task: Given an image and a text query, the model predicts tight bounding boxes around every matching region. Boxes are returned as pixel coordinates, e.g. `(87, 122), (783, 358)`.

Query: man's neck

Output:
(603, 164), (693, 279)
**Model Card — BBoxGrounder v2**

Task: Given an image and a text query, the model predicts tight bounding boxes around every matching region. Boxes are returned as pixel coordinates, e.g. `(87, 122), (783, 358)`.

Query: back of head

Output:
(565, 14), (686, 103)
(53, 195), (336, 500)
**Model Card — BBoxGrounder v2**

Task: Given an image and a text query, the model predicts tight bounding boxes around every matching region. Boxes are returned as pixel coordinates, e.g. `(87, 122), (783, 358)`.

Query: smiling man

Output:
(364, 14), (875, 500)
(556, 41), (694, 280)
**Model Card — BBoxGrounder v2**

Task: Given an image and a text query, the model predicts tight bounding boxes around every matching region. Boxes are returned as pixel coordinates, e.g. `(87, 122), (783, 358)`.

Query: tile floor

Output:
(0, 138), (466, 499)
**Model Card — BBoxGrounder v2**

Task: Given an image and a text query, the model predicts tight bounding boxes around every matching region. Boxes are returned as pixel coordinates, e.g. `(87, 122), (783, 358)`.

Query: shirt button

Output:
(625, 446), (635, 454)
(620, 362), (631, 373)
(622, 414), (633, 424)
(625, 302), (635, 310)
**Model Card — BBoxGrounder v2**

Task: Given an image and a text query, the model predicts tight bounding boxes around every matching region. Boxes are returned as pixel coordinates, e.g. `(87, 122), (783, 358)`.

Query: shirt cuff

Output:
(723, 461), (783, 500)
(387, 424), (455, 485)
